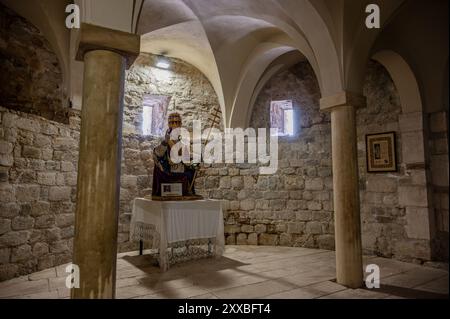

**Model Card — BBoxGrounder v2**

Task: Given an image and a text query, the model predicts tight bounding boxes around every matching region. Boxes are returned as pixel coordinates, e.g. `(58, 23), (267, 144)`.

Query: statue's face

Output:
(168, 115), (182, 129)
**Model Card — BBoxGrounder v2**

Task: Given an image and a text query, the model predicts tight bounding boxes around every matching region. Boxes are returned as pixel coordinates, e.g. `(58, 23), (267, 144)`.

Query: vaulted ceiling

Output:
(135, 0), (406, 127)
(1, 0), (448, 127)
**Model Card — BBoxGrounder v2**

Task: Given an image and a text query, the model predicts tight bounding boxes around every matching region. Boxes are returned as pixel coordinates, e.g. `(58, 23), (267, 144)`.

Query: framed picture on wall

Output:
(366, 132), (397, 172)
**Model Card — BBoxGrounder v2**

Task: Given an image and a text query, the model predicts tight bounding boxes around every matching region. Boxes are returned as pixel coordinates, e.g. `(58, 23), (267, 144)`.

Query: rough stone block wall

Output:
(0, 55), (440, 281)
(0, 107), (168, 280)
(221, 60), (435, 263)
(0, 107), (80, 281)
(217, 61), (334, 249)
(0, 4), (67, 123)
(428, 111), (449, 261)
(117, 53), (224, 253)
(0, 52), (223, 280)
(118, 134), (158, 252)
(0, 52), (224, 280)
(357, 62), (429, 261)
(124, 53), (223, 135)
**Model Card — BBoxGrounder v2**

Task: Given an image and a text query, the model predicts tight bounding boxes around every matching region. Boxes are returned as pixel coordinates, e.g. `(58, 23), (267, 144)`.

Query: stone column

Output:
(71, 23), (139, 299)
(320, 92), (365, 288)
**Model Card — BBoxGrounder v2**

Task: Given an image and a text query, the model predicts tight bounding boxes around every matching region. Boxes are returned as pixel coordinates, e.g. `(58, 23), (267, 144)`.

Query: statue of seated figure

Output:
(151, 112), (199, 198)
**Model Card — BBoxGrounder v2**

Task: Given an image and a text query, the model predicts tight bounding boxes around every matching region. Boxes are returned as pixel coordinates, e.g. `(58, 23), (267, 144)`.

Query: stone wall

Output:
(217, 61), (334, 248)
(0, 53), (223, 280)
(123, 53), (223, 135)
(357, 62), (430, 262)
(0, 54), (440, 281)
(215, 60), (435, 263)
(0, 4), (67, 123)
(0, 107), (80, 281)
(428, 111), (449, 261)
(117, 53), (223, 252)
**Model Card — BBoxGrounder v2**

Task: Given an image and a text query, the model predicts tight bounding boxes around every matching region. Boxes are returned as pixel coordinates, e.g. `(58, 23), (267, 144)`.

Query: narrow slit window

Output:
(142, 105), (153, 136)
(284, 108), (294, 136)
(141, 94), (171, 136)
(270, 100), (294, 136)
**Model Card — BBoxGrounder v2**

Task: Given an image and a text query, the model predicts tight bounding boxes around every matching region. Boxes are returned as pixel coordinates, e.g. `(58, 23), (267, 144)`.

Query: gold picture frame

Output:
(366, 132), (397, 172)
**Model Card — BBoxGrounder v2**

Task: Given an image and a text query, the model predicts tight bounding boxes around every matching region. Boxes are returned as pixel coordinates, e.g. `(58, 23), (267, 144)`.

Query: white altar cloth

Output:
(130, 198), (225, 270)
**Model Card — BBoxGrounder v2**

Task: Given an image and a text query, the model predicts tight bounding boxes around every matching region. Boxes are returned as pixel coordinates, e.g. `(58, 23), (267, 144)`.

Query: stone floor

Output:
(0, 246), (448, 299)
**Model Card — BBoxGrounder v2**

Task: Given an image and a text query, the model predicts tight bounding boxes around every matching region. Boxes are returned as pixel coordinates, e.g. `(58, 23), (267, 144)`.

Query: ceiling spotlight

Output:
(156, 56), (170, 69)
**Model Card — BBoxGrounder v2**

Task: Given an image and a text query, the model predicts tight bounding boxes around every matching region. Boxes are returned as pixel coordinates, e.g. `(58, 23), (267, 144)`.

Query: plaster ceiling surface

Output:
(137, 0), (343, 127)
(8, 0), (445, 126)
(98, 0), (446, 120)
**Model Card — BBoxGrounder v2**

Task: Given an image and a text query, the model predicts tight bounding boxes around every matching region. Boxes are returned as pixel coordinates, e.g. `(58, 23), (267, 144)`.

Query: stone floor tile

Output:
(13, 290), (59, 299)
(414, 274), (449, 295)
(55, 263), (71, 277)
(193, 273), (267, 291)
(116, 266), (156, 279)
(138, 277), (194, 292)
(135, 285), (209, 299)
(382, 267), (448, 288)
(188, 293), (219, 299)
(213, 279), (297, 299)
(364, 257), (419, 279)
(302, 280), (347, 295)
(0, 246), (447, 299)
(28, 268), (57, 281)
(0, 275), (28, 286)
(49, 276), (68, 291)
(116, 277), (141, 289)
(263, 288), (319, 299)
(57, 288), (71, 298)
(280, 271), (336, 288)
(383, 295), (406, 299)
(253, 266), (309, 280)
(319, 288), (388, 299)
(116, 285), (157, 299)
(0, 279), (49, 298)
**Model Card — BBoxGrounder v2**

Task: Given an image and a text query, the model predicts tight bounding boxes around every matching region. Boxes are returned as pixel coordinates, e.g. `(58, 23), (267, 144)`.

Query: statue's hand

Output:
(155, 161), (164, 172)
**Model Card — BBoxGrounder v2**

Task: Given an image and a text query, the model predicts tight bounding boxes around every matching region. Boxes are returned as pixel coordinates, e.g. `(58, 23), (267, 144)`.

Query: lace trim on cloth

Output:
(130, 222), (224, 268)
(167, 238), (218, 264)
(130, 222), (160, 248)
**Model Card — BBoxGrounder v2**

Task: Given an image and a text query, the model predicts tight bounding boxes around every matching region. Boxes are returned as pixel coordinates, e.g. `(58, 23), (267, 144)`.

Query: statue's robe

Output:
(151, 129), (196, 196)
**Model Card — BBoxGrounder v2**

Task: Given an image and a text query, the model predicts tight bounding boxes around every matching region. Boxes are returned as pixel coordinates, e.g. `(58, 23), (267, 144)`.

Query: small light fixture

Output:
(156, 56), (170, 69)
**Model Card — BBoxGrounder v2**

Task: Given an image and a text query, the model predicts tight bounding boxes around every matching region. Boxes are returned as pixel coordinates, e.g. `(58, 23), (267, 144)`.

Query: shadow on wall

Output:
(0, 3), (67, 123)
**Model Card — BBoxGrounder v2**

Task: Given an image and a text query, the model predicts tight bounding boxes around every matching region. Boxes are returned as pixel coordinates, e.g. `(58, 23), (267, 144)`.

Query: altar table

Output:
(130, 198), (225, 271)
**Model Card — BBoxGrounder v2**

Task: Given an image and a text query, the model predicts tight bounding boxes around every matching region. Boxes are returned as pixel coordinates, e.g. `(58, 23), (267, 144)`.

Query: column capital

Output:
(76, 23), (140, 69)
(320, 91), (366, 112)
